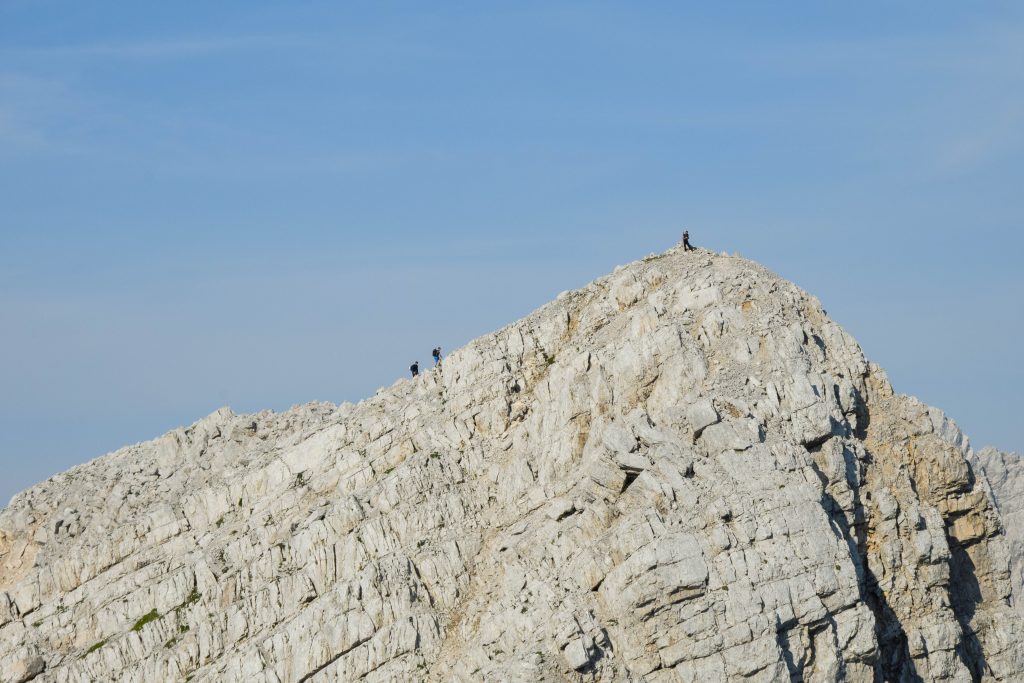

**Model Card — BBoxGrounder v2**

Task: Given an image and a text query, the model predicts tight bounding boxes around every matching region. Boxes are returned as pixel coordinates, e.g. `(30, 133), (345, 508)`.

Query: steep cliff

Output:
(1, 246), (1020, 682)
(970, 448), (1024, 618)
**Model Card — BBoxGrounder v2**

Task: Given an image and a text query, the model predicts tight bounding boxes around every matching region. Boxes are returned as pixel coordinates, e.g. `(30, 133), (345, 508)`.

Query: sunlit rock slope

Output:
(971, 448), (1024, 618)
(1, 245), (1021, 682)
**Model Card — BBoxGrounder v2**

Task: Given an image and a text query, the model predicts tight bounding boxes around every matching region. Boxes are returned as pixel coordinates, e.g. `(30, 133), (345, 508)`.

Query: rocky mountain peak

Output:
(1, 246), (1021, 682)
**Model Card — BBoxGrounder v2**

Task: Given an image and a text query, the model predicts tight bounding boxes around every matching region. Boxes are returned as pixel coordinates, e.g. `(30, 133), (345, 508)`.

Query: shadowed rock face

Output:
(970, 448), (1024, 616)
(0, 247), (1021, 682)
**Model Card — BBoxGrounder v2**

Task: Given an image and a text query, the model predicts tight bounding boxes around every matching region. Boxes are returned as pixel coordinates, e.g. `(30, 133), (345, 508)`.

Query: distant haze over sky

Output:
(2, 2), (1022, 504)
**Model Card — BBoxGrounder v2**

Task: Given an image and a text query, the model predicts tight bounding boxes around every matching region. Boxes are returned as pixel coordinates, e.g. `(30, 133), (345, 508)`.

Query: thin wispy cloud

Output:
(0, 74), (83, 155)
(0, 32), (449, 63)
(932, 103), (1024, 177)
(1, 34), (322, 60)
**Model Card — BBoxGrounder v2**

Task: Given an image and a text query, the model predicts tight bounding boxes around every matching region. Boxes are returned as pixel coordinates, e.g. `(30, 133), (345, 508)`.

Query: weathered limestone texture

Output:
(970, 448), (1024, 617)
(1, 247), (1020, 682)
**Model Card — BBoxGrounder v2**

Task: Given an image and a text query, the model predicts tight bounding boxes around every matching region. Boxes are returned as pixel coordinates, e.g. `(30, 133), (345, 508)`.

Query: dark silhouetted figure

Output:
(683, 230), (694, 252)
(432, 347), (442, 367)
(410, 361), (419, 378)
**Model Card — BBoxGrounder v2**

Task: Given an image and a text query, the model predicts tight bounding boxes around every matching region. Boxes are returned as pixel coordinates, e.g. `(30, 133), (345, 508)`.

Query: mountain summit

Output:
(1, 246), (1021, 682)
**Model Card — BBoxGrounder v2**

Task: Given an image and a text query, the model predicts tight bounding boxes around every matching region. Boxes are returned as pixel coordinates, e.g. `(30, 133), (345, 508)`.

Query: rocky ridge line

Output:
(1, 246), (1021, 682)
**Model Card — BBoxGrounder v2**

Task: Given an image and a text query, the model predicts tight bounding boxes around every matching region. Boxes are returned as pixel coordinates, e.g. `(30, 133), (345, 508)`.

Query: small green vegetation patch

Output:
(181, 587), (200, 609)
(429, 452), (441, 459)
(86, 639), (107, 654)
(131, 609), (160, 632)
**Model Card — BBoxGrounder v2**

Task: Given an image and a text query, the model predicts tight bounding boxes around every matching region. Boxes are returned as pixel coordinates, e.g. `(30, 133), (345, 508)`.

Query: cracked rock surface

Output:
(971, 448), (1024, 618)
(1, 247), (1021, 682)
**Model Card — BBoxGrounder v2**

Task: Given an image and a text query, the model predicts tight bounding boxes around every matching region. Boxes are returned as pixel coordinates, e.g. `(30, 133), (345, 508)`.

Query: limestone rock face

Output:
(970, 448), (1024, 616)
(1, 247), (1020, 682)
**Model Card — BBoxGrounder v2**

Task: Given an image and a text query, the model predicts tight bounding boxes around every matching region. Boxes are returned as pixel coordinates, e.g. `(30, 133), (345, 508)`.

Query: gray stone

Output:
(685, 398), (720, 435)
(0, 247), (1020, 682)
(972, 447), (1024, 615)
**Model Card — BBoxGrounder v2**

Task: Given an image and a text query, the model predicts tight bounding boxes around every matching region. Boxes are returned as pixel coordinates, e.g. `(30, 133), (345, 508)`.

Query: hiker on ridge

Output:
(682, 230), (694, 252)
(410, 361), (419, 378)
(432, 347), (442, 367)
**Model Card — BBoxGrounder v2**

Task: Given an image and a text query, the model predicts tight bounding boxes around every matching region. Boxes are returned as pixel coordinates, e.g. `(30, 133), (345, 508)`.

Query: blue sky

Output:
(1, 2), (1022, 504)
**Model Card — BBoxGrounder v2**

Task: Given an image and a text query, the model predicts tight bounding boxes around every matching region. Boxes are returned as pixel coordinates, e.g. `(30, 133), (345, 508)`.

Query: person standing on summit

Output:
(410, 361), (419, 378)
(682, 230), (694, 252)
(432, 347), (442, 368)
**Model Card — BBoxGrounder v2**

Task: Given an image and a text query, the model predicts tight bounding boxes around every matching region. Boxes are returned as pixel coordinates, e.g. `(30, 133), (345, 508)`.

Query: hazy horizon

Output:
(2, 2), (1022, 504)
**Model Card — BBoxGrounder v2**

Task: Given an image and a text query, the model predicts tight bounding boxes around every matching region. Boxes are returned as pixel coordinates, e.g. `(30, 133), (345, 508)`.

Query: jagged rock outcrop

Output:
(970, 448), (1024, 617)
(1, 246), (1021, 682)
